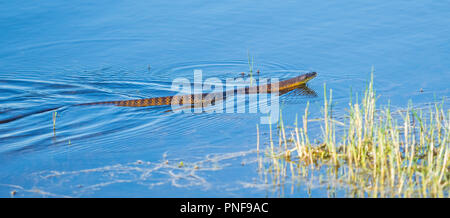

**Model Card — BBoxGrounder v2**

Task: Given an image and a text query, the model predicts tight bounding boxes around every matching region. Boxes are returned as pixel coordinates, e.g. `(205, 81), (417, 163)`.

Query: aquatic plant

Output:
(258, 69), (449, 197)
(248, 50), (254, 86)
(52, 111), (58, 131)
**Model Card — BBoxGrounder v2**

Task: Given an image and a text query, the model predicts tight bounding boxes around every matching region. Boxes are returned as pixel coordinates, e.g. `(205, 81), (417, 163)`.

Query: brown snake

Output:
(0, 72), (317, 124)
(78, 72), (317, 107)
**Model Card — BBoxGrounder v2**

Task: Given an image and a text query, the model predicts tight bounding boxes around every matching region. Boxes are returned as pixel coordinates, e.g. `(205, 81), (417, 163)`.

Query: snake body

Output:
(78, 72), (317, 107)
(0, 72), (316, 124)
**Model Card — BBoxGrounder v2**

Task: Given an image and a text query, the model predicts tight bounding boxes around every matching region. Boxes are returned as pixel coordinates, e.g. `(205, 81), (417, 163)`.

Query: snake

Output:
(78, 72), (317, 107)
(0, 72), (317, 124)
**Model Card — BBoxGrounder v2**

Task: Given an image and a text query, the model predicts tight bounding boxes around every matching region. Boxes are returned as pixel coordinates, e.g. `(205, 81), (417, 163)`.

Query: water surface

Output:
(0, 0), (449, 197)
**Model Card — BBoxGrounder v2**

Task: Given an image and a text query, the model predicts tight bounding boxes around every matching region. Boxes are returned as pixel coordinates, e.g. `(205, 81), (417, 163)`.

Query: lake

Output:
(0, 0), (449, 197)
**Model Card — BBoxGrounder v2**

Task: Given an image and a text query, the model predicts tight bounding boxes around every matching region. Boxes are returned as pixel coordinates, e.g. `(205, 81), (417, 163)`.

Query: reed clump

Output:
(259, 71), (449, 197)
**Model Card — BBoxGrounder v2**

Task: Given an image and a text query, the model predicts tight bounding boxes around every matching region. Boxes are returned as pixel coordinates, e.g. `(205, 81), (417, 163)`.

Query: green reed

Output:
(258, 69), (449, 197)
(248, 50), (254, 86)
(52, 111), (58, 131)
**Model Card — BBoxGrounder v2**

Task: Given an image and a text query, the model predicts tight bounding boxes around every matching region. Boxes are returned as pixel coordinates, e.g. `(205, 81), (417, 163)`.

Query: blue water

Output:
(0, 1), (449, 197)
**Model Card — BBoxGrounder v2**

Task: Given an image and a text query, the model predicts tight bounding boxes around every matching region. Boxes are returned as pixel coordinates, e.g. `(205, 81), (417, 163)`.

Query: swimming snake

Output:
(0, 72), (317, 124)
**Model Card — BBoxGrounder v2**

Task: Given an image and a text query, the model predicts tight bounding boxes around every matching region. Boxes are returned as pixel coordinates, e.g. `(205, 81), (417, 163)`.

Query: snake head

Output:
(302, 72), (317, 83)
(306, 71), (317, 78)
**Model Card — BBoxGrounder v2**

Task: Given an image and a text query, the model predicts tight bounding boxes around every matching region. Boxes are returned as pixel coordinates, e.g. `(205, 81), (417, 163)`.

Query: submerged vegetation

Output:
(258, 70), (449, 197)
